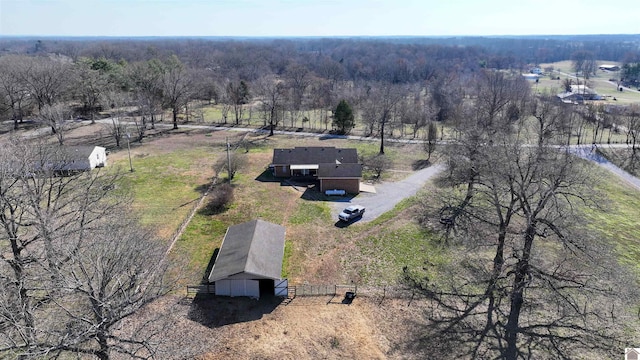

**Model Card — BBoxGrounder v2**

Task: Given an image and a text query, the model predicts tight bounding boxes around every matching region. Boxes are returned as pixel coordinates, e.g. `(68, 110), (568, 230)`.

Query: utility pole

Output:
(226, 137), (231, 182)
(126, 133), (133, 172)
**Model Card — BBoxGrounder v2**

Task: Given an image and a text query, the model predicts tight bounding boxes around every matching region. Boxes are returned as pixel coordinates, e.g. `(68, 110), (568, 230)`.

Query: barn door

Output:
(274, 279), (288, 297)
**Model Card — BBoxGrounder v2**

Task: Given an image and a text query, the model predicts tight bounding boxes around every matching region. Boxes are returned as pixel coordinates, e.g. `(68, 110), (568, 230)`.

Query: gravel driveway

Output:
(331, 164), (445, 223)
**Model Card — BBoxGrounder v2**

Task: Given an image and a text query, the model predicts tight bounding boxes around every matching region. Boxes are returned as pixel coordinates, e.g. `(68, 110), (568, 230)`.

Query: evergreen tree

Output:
(332, 99), (355, 134)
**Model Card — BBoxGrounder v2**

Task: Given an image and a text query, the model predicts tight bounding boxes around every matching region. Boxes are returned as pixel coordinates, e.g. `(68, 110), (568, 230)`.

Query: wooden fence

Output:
(186, 284), (215, 297)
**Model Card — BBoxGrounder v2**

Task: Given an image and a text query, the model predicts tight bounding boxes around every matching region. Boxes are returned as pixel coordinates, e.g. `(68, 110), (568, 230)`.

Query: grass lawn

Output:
(115, 132), (432, 286)
(116, 145), (217, 241)
(106, 124), (640, 292)
(583, 166), (640, 275)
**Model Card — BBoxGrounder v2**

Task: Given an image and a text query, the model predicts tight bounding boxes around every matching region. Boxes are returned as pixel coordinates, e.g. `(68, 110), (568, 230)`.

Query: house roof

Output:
(318, 163), (362, 178)
(208, 219), (286, 283)
(272, 147), (358, 166)
(60, 146), (100, 160)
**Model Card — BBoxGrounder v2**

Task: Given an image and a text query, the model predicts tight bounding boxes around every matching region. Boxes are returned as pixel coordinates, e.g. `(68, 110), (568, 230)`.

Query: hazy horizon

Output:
(1, 0), (639, 38)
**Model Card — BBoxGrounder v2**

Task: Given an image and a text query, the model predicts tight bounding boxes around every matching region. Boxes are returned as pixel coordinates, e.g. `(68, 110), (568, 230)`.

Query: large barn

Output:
(270, 146), (362, 194)
(208, 219), (287, 298)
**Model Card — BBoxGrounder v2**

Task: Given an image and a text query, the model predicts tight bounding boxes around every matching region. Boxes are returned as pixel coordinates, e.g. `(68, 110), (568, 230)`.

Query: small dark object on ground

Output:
(343, 291), (356, 304)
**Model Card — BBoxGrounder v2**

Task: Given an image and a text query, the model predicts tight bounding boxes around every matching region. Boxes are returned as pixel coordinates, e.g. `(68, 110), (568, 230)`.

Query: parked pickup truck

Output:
(338, 205), (365, 222)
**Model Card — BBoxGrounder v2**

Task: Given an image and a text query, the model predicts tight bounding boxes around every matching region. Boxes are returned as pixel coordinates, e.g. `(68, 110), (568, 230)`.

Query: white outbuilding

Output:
(60, 146), (107, 171)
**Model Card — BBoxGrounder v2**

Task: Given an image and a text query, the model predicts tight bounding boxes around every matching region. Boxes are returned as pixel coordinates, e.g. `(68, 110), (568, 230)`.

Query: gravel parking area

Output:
(331, 164), (445, 223)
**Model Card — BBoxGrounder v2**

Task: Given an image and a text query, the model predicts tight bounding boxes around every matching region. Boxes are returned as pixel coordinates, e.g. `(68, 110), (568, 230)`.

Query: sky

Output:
(1, 0), (639, 38)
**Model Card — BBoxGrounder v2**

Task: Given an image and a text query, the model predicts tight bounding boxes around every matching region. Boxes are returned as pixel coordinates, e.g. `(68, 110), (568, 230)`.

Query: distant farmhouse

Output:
(271, 147), (362, 194)
(599, 64), (620, 72)
(557, 84), (602, 103)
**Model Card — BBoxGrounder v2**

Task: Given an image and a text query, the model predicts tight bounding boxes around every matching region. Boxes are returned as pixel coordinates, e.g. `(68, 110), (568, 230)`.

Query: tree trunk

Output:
(504, 223), (535, 359)
(269, 108), (275, 136)
(379, 120), (385, 154)
(172, 107), (178, 130)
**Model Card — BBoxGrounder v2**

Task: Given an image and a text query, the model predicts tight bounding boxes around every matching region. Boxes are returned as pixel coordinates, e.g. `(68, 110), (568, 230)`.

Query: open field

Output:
(536, 60), (640, 105)
(61, 122), (434, 286)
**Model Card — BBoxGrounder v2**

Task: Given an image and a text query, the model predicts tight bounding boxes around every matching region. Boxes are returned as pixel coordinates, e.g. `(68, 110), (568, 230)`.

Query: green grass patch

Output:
(282, 240), (293, 278)
(356, 221), (447, 285)
(171, 214), (227, 282)
(114, 147), (215, 240)
(289, 202), (331, 225)
(584, 172), (640, 274)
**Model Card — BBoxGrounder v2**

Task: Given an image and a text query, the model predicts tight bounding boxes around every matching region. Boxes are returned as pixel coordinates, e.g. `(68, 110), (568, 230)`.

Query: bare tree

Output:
(0, 139), (173, 359)
(73, 57), (110, 123)
(0, 55), (32, 129)
(423, 121), (438, 161)
(52, 217), (171, 360)
(215, 151), (247, 181)
(284, 63), (312, 126)
(226, 80), (250, 125)
(18, 55), (71, 112)
(102, 90), (129, 147)
(571, 50), (597, 78)
(362, 83), (407, 154)
(130, 60), (164, 130)
(623, 105), (640, 173)
(256, 75), (286, 136)
(361, 152), (392, 180)
(411, 94), (635, 359)
(40, 102), (72, 144)
(160, 56), (192, 130)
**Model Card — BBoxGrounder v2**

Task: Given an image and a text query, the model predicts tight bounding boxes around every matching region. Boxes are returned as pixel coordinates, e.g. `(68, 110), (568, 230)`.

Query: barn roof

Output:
(272, 147), (358, 165)
(208, 219), (286, 282)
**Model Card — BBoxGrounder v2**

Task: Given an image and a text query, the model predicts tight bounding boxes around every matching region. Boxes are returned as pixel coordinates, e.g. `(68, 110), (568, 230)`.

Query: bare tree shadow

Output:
(412, 159), (432, 170)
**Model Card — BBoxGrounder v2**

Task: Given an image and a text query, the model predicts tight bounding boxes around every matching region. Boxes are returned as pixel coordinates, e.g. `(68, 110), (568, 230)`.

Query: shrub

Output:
(201, 183), (234, 215)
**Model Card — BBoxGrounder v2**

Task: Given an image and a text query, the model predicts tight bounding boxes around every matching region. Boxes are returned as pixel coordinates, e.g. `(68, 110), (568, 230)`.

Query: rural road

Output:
(331, 164), (445, 224)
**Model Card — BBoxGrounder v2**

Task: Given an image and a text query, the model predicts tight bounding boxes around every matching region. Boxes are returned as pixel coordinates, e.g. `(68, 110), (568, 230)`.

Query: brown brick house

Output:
(271, 147), (362, 194)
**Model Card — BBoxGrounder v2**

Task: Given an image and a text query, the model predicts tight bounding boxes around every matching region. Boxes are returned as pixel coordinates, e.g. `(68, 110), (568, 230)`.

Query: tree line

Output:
(1, 37), (639, 149)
